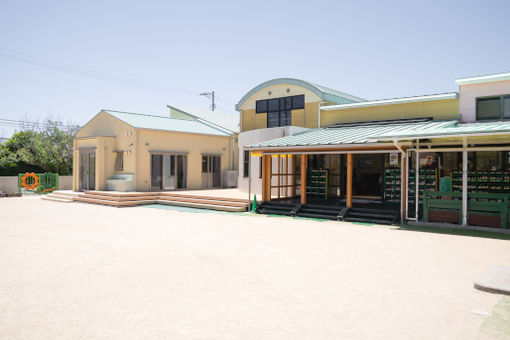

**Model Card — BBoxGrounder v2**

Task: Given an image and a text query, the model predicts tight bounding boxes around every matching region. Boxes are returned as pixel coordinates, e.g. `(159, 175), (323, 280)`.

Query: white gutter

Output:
(367, 131), (510, 143)
(245, 142), (406, 151)
(321, 93), (458, 111)
(455, 71), (510, 85)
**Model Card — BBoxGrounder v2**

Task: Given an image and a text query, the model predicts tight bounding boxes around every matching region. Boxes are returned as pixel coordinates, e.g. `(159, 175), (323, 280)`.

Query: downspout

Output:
(318, 101), (326, 128)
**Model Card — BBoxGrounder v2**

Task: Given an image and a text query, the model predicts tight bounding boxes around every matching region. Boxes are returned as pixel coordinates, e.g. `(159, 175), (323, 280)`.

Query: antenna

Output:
(200, 91), (216, 111)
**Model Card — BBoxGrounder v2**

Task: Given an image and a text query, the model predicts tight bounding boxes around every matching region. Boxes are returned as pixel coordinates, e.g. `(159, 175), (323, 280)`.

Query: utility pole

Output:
(200, 91), (216, 111)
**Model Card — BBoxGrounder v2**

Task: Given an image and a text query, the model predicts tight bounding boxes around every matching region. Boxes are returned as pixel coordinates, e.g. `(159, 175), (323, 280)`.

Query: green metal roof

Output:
(247, 119), (510, 149)
(235, 78), (366, 111)
(103, 110), (232, 136)
(369, 120), (510, 141)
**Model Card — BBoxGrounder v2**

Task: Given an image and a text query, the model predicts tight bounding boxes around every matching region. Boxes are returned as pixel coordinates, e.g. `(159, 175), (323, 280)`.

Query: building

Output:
(73, 108), (237, 192)
(238, 73), (510, 229)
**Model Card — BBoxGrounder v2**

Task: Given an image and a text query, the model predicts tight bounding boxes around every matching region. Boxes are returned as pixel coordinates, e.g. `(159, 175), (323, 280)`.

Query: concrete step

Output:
(80, 193), (159, 202)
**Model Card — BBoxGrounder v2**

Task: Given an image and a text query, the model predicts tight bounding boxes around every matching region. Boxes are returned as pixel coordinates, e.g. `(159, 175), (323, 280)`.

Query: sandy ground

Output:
(1, 197), (509, 339)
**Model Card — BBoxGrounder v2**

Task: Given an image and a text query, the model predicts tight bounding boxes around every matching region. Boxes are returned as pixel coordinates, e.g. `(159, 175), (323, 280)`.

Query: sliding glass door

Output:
(151, 153), (187, 191)
(202, 155), (221, 188)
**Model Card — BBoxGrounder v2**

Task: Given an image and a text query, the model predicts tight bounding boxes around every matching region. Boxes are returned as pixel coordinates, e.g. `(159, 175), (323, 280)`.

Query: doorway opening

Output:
(79, 149), (96, 191)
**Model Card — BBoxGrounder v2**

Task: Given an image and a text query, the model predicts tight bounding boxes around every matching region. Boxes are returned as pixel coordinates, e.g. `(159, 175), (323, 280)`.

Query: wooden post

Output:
(277, 155), (281, 199)
(291, 155), (296, 197)
(300, 154), (308, 205)
(285, 155), (288, 198)
(346, 153), (353, 208)
(262, 155), (271, 202)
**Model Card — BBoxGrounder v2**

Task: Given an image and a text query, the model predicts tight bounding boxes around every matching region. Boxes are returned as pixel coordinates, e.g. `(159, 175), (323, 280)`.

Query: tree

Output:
(0, 119), (79, 175)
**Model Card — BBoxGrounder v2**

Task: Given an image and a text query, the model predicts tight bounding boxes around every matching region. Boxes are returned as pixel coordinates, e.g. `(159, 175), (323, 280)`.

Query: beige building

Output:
(73, 109), (237, 192)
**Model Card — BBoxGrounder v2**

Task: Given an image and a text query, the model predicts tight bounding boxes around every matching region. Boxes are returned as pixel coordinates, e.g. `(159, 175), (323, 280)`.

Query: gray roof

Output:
(104, 110), (232, 136)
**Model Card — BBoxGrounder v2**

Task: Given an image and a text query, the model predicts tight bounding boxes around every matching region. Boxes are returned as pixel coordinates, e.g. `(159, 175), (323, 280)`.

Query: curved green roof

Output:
(235, 78), (366, 111)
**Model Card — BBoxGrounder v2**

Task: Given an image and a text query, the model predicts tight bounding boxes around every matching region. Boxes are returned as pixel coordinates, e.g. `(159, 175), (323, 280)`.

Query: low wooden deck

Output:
(53, 190), (250, 212)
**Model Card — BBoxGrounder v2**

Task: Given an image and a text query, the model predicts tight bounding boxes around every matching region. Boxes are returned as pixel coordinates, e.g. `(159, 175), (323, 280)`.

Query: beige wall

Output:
(136, 129), (234, 191)
(240, 84), (326, 132)
(321, 99), (459, 126)
(74, 110), (236, 191)
(459, 80), (510, 122)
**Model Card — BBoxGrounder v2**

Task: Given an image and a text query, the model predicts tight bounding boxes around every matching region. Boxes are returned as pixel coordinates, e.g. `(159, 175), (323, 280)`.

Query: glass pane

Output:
(89, 153), (95, 190)
(285, 97), (292, 109)
(268, 98), (279, 112)
(151, 155), (162, 190)
(280, 110), (291, 126)
(202, 156), (208, 173)
(477, 97), (500, 120)
(292, 95), (305, 109)
(164, 155), (175, 189)
(177, 156), (186, 188)
(80, 153), (87, 189)
(267, 111), (279, 128)
(256, 100), (267, 113)
(504, 95), (510, 118)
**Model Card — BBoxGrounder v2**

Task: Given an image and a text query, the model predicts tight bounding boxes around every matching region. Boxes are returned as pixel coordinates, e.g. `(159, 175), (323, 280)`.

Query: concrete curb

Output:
(474, 266), (510, 296)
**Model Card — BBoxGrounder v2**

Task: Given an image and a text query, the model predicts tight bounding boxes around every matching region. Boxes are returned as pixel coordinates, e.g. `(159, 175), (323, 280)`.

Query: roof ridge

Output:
(103, 109), (207, 123)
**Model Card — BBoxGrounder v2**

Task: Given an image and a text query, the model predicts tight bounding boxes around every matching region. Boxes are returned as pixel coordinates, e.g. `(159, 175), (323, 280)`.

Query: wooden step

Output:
(80, 193), (159, 202)
(156, 199), (247, 212)
(158, 195), (248, 208)
(74, 196), (157, 207)
(84, 190), (156, 198)
(159, 192), (249, 203)
(41, 196), (73, 203)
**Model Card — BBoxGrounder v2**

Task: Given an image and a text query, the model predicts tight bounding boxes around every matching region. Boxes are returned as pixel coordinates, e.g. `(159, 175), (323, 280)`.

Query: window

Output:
(292, 95), (305, 109)
(255, 94), (304, 128)
(243, 150), (250, 177)
(477, 95), (510, 120)
(256, 100), (267, 113)
(114, 152), (123, 171)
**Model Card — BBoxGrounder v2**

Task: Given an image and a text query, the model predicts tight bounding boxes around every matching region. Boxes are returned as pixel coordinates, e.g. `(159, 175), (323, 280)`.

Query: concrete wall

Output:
(0, 176), (73, 193)
(237, 126), (309, 193)
(459, 79), (510, 122)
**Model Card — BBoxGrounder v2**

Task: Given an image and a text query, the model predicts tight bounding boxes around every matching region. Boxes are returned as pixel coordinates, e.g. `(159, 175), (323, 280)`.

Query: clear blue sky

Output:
(1, 0), (509, 137)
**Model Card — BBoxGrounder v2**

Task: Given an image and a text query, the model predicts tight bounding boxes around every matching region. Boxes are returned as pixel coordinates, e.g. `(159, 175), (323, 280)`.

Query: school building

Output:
(237, 73), (510, 228)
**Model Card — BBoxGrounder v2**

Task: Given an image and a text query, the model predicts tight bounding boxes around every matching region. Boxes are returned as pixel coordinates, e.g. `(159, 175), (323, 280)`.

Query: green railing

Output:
(423, 191), (509, 228)
(18, 173), (59, 193)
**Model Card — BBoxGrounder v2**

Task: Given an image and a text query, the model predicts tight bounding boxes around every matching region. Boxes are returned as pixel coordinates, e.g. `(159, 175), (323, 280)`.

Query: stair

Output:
(41, 190), (81, 203)
(255, 201), (299, 216)
(343, 207), (399, 225)
(158, 193), (248, 212)
(71, 190), (249, 211)
(295, 204), (343, 220)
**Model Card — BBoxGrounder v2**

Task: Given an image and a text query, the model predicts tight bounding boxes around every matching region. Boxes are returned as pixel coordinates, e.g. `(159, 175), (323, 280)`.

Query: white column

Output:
(462, 137), (468, 226)
(415, 142), (419, 221)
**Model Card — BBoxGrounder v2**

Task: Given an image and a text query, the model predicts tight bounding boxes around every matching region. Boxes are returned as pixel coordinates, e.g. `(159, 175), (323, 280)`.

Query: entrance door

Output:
(79, 150), (96, 191)
(202, 155), (221, 188)
(162, 155), (187, 189)
(151, 154), (163, 190)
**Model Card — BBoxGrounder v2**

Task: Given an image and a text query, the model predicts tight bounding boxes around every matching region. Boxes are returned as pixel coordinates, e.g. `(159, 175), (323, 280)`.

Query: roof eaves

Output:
(455, 71), (510, 85)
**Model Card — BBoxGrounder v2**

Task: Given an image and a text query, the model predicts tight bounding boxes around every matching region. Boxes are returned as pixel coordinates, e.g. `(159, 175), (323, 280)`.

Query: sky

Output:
(1, 0), (510, 138)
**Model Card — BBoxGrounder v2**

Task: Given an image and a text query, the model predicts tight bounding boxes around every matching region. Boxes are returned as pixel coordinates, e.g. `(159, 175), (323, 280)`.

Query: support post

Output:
(262, 155), (271, 202)
(300, 154), (308, 205)
(291, 155), (296, 197)
(401, 152), (407, 224)
(346, 153), (353, 208)
(277, 155), (281, 199)
(462, 137), (468, 226)
(415, 142), (419, 221)
(285, 155), (289, 198)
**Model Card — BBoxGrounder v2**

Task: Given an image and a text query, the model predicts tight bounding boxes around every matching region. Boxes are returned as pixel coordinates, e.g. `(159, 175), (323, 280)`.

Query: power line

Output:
(0, 47), (238, 108)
